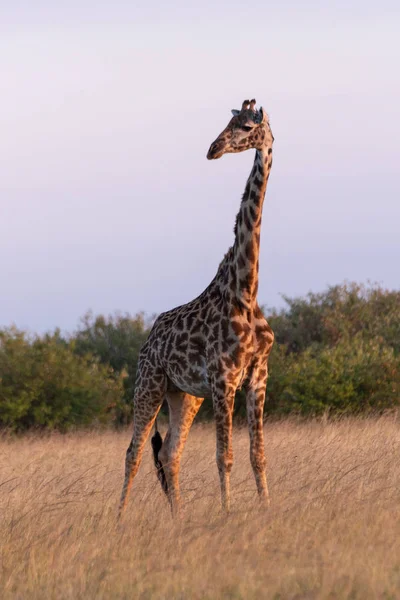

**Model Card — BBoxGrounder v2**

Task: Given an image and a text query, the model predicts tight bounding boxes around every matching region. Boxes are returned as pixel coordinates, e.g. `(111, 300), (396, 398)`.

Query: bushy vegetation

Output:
(0, 282), (398, 430)
(0, 328), (124, 431)
(266, 335), (399, 416)
(265, 282), (399, 416)
(267, 282), (400, 354)
(73, 311), (152, 424)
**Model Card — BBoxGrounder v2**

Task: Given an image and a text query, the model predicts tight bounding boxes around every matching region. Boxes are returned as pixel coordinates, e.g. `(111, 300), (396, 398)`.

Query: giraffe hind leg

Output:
(118, 380), (165, 517)
(157, 392), (203, 516)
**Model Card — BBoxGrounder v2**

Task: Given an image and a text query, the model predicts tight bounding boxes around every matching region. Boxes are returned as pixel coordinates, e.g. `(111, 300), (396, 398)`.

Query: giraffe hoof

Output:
(260, 495), (270, 509)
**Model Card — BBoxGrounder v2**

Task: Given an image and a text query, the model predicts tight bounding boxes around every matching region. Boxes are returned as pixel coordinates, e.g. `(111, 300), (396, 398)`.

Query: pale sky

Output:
(1, 1), (399, 333)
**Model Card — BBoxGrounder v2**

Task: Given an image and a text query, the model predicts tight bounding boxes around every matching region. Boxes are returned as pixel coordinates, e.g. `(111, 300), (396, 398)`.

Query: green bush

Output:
(266, 335), (399, 416)
(267, 282), (400, 354)
(73, 311), (152, 424)
(0, 328), (124, 431)
(1, 282), (398, 430)
(259, 282), (400, 416)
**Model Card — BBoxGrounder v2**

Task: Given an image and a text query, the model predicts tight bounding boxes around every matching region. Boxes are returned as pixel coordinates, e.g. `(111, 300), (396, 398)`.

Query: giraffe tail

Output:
(151, 421), (169, 497)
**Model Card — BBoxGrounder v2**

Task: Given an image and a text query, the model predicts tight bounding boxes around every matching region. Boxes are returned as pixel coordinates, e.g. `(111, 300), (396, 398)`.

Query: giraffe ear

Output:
(231, 109), (240, 117)
(259, 107), (268, 123)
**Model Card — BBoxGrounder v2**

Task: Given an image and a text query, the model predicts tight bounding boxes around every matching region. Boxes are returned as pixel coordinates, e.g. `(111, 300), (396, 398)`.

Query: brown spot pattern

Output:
(119, 100), (274, 518)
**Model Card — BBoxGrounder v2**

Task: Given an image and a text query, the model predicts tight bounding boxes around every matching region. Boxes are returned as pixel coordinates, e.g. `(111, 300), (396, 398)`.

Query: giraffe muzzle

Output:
(207, 141), (224, 160)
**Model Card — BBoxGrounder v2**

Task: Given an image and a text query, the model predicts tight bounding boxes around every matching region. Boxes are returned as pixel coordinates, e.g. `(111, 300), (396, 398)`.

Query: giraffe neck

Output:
(231, 145), (273, 308)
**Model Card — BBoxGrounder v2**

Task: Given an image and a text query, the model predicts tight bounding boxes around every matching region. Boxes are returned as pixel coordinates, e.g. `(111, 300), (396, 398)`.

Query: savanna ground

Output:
(0, 416), (399, 599)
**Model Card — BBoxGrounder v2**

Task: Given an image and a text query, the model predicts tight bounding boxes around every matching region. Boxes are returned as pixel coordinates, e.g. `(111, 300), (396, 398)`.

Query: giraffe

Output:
(119, 99), (275, 516)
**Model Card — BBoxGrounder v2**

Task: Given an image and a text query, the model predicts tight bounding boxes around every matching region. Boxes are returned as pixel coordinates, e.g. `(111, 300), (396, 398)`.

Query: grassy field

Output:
(0, 416), (399, 599)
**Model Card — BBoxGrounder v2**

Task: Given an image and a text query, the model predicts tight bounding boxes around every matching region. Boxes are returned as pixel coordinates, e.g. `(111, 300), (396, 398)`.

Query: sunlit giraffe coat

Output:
(119, 99), (275, 516)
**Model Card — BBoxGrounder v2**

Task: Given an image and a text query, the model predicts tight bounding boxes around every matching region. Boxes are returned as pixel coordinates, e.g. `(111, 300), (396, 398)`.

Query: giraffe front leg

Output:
(212, 382), (235, 513)
(246, 364), (270, 505)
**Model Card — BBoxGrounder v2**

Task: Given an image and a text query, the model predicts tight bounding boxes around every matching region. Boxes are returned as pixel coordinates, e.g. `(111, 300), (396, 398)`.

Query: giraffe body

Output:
(120, 99), (275, 516)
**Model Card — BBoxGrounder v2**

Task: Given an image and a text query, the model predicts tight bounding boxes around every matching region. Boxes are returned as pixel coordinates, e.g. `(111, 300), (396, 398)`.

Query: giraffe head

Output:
(207, 99), (274, 160)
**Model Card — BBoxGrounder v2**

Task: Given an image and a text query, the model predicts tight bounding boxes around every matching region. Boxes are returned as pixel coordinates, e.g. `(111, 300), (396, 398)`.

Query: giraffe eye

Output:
(241, 125), (253, 132)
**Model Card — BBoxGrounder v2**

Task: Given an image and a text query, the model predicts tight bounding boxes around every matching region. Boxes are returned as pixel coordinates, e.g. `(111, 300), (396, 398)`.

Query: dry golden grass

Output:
(1, 416), (400, 599)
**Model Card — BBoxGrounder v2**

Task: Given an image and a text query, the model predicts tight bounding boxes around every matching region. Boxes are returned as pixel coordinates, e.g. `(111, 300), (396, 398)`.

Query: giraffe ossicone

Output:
(119, 99), (275, 517)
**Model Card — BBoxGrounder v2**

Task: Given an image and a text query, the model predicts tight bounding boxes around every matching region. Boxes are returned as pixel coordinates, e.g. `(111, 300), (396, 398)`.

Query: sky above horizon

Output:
(1, 2), (399, 333)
